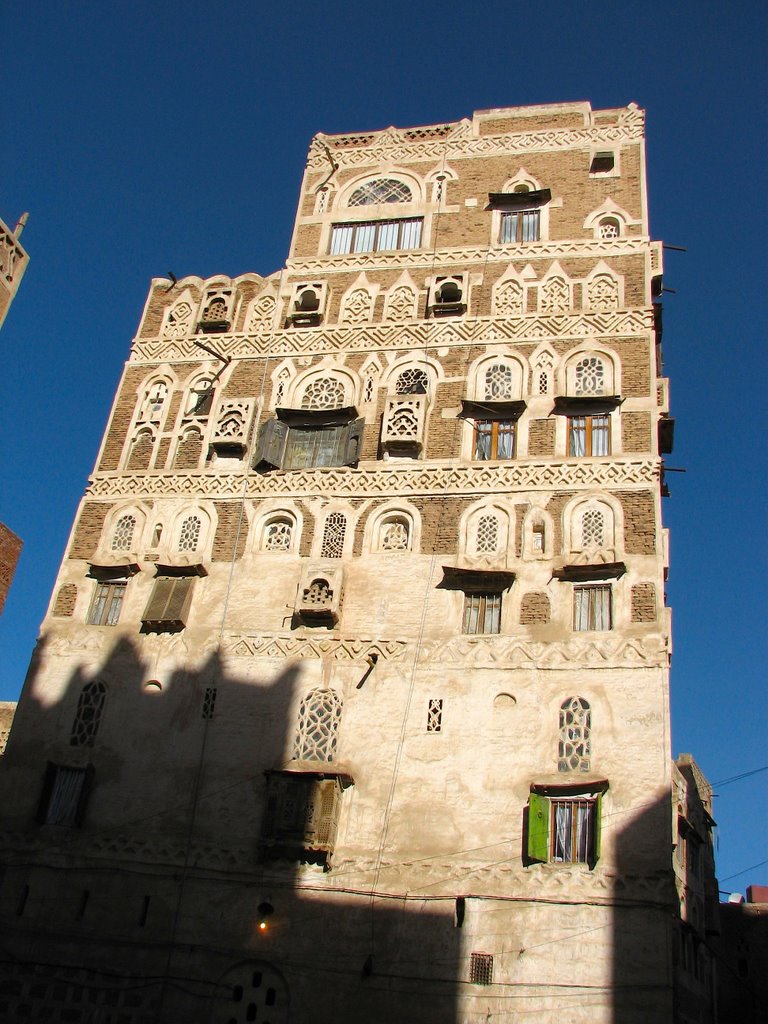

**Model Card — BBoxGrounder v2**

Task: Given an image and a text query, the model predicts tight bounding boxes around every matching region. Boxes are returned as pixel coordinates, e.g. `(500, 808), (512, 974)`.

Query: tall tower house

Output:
(1, 103), (703, 1023)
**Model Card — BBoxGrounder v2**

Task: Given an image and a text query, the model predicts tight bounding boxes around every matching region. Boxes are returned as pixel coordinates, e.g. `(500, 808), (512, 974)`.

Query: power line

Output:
(712, 765), (768, 787)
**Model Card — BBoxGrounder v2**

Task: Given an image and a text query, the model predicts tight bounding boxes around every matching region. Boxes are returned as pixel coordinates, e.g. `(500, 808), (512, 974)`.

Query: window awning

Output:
(267, 763), (354, 787)
(87, 562), (140, 580)
(459, 399), (526, 420)
(553, 395), (623, 415)
(276, 406), (358, 426)
(552, 562), (626, 582)
(154, 562), (208, 578)
(439, 566), (516, 592)
(488, 188), (551, 207)
(530, 777), (609, 795)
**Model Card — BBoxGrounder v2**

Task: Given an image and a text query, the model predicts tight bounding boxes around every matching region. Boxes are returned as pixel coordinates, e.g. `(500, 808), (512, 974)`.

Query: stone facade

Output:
(0, 103), (705, 1023)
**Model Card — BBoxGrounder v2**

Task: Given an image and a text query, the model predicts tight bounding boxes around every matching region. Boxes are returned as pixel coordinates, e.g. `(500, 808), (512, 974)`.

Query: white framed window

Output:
(558, 697), (591, 772)
(330, 217), (423, 255)
(348, 178), (413, 206)
(261, 515), (296, 552)
(293, 688), (343, 762)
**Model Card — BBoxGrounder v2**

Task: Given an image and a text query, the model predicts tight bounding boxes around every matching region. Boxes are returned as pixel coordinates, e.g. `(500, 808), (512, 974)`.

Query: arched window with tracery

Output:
(395, 367), (429, 396)
(111, 514), (137, 552)
(348, 178), (412, 206)
(320, 512), (346, 558)
(574, 357), (606, 396)
(558, 696), (591, 772)
(598, 217), (621, 239)
(293, 688), (343, 762)
(301, 377), (346, 410)
(484, 363), (514, 400)
(71, 682), (107, 748)
(178, 515), (202, 552)
(377, 514), (410, 552)
(262, 515), (295, 552)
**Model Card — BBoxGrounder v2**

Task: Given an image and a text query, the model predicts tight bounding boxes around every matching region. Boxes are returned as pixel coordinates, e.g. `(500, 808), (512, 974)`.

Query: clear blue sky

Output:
(1, 1), (766, 892)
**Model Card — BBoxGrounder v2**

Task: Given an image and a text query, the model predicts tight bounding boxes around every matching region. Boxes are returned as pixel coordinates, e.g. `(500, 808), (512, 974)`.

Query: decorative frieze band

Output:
(86, 457), (659, 500)
(308, 119), (644, 170)
(286, 236), (651, 274)
(131, 308), (653, 363)
(225, 633), (407, 661)
(418, 634), (669, 668)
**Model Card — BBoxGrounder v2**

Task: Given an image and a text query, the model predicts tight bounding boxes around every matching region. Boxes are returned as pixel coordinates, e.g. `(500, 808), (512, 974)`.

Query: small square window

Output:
(568, 414), (610, 457)
(474, 419), (516, 460)
(590, 151), (616, 175)
(470, 952), (494, 985)
(499, 209), (540, 244)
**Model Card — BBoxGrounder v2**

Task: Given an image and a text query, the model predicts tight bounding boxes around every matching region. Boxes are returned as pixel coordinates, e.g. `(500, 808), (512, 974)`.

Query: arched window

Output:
(598, 217), (621, 239)
(187, 377), (215, 417)
(111, 514), (137, 551)
(395, 367), (429, 395)
(71, 682), (107, 748)
(301, 377), (346, 410)
(348, 178), (412, 206)
(476, 514), (499, 553)
(201, 296), (228, 325)
(293, 688), (343, 762)
(378, 514), (410, 552)
(574, 357), (606, 396)
(484, 363), (514, 400)
(320, 512), (346, 558)
(262, 516), (294, 552)
(558, 697), (591, 772)
(140, 381), (169, 423)
(178, 515), (202, 552)
(581, 508), (605, 549)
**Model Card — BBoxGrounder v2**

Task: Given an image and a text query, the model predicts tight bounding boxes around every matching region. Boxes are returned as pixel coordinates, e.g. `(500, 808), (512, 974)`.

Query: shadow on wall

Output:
(0, 635), (462, 1023)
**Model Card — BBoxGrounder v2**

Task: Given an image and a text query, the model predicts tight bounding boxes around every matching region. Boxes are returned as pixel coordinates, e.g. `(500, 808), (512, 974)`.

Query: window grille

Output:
(70, 682), (107, 748)
(363, 374), (375, 403)
(330, 217), (422, 255)
(574, 357), (606, 395)
(301, 377), (346, 410)
(395, 367), (429, 396)
(598, 217), (620, 239)
(500, 208), (539, 243)
(348, 178), (412, 206)
(463, 593), (501, 635)
(42, 766), (89, 826)
(573, 584), (612, 631)
(380, 516), (409, 551)
(484, 363), (513, 400)
(202, 687), (217, 720)
(178, 516), (202, 552)
(87, 581), (126, 626)
(476, 515), (499, 553)
(568, 415), (610, 457)
(558, 697), (591, 771)
(470, 953), (494, 985)
(111, 515), (137, 551)
(538, 371), (549, 395)
(263, 517), (293, 551)
(427, 698), (443, 733)
(320, 512), (346, 558)
(202, 297), (228, 323)
(551, 798), (596, 862)
(274, 368), (290, 406)
(581, 509), (605, 549)
(293, 688), (343, 761)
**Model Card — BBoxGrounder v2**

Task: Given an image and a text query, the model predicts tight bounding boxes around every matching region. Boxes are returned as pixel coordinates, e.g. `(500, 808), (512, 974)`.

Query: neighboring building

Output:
(0, 102), (703, 1022)
(716, 886), (768, 1023)
(0, 522), (22, 616)
(0, 212), (28, 331)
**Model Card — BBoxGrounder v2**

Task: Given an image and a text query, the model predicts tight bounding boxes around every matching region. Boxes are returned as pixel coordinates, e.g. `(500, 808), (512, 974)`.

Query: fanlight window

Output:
(484, 363), (514, 400)
(598, 217), (621, 239)
(71, 682), (107, 748)
(293, 688), (343, 762)
(581, 509), (605, 549)
(348, 178), (412, 206)
(476, 514), (499, 553)
(178, 515), (202, 552)
(395, 368), (429, 396)
(379, 515), (410, 551)
(558, 696), (591, 772)
(574, 357), (606, 396)
(111, 514), (137, 552)
(263, 516), (294, 552)
(301, 377), (346, 410)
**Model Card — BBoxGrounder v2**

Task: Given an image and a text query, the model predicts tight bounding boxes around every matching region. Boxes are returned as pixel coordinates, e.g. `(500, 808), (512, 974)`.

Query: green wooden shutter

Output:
(253, 419), (287, 470)
(527, 793), (550, 863)
(591, 793), (603, 867)
(344, 418), (365, 466)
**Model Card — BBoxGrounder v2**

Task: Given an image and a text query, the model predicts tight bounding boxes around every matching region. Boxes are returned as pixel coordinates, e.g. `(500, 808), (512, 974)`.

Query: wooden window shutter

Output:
(142, 577), (174, 624)
(142, 577), (194, 629)
(591, 793), (603, 867)
(527, 793), (550, 863)
(164, 577), (193, 624)
(343, 418), (365, 466)
(253, 419), (287, 470)
(314, 779), (340, 847)
(75, 764), (95, 826)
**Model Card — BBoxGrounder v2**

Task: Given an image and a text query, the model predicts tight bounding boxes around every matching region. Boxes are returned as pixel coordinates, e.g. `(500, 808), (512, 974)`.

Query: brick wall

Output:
(0, 523), (22, 615)
(631, 583), (657, 622)
(69, 503), (112, 560)
(52, 584), (78, 617)
(211, 502), (249, 561)
(520, 591), (551, 624)
(528, 418), (555, 456)
(615, 490), (656, 555)
(622, 412), (652, 453)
